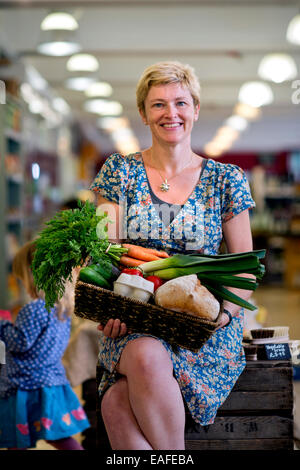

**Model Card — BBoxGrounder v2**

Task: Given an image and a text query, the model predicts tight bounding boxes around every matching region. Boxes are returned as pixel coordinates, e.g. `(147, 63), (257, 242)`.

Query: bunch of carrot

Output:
(119, 243), (169, 268)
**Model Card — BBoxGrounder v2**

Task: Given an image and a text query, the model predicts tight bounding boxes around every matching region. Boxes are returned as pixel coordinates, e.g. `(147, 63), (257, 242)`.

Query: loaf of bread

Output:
(154, 274), (220, 321)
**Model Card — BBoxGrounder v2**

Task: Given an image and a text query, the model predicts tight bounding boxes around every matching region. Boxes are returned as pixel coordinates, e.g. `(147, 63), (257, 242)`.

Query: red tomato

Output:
(121, 268), (143, 277)
(146, 275), (164, 291)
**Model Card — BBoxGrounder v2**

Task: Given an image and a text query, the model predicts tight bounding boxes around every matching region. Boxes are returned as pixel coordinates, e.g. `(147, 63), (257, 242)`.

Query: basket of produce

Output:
(31, 201), (266, 352)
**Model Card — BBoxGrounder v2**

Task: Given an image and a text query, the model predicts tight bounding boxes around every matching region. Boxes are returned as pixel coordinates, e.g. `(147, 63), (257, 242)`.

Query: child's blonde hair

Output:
(12, 240), (75, 320)
(136, 61), (201, 115)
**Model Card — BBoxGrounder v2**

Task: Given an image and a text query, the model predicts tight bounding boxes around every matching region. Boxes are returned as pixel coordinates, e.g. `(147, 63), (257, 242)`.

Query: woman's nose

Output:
(164, 103), (178, 118)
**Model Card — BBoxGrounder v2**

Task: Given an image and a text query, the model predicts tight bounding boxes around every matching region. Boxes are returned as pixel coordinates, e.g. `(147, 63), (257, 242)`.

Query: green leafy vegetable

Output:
(32, 200), (126, 311)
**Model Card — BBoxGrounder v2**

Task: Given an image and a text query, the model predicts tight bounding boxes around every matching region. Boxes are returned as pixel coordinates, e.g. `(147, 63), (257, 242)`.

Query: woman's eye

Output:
(177, 101), (186, 106)
(153, 103), (163, 108)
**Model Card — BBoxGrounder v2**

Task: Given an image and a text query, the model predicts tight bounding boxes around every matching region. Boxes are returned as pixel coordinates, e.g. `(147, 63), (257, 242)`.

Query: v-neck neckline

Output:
(137, 152), (210, 227)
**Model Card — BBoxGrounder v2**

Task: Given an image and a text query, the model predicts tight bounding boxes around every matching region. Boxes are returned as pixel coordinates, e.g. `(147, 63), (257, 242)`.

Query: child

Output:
(0, 241), (90, 450)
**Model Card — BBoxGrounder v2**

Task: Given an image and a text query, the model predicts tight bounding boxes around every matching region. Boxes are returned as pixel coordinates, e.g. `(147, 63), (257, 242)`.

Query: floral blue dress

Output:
(89, 152), (255, 425)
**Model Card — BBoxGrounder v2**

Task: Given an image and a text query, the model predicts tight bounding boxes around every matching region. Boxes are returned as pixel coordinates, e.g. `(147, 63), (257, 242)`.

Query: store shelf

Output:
(0, 93), (25, 309)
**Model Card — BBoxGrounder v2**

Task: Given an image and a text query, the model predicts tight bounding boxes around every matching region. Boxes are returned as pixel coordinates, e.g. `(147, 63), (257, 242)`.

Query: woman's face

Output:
(140, 82), (200, 146)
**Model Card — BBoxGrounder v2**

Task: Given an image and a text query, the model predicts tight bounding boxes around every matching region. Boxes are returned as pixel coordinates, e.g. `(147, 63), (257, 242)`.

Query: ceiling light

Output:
(84, 99), (123, 116)
(25, 65), (48, 91)
(238, 81), (274, 107)
(234, 103), (261, 120)
(52, 97), (70, 115)
(225, 115), (248, 132)
(258, 53), (297, 83)
(216, 126), (239, 140)
(115, 138), (140, 155)
(98, 117), (130, 131)
(67, 53), (99, 72)
(203, 143), (224, 157)
(65, 76), (96, 91)
(41, 12), (78, 31)
(286, 14), (300, 45)
(210, 138), (233, 151)
(38, 12), (80, 56)
(85, 82), (113, 98)
(37, 35), (81, 56)
(111, 127), (134, 142)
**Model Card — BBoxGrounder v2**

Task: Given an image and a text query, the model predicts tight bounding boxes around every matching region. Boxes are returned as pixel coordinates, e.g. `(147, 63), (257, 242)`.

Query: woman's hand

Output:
(97, 318), (129, 338)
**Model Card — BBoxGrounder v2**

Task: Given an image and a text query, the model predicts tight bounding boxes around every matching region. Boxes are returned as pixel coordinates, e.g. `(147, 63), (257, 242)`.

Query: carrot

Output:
(122, 243), (169, 259)
(121, 244), (160, 261)
(119, 255), (144, 267)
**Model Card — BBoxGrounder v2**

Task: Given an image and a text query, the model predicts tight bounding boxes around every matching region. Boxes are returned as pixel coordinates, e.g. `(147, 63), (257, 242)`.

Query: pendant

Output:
(160, 179), (170, 192)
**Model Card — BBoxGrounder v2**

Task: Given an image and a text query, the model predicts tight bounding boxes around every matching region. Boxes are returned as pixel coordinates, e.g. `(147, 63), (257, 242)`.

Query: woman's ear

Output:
(194, 104), (200, 121)
(139, 108), (148, 125)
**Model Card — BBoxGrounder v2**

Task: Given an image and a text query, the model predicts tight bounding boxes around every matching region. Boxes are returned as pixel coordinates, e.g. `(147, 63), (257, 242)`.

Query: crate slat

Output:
(185, 415), (293, 440)
(220, 391), (293, 411)
(185, 438), (294, 451)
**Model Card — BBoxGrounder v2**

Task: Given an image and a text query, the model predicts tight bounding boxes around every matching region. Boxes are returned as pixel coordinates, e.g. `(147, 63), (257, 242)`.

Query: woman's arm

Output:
(218, 208), (255, 328)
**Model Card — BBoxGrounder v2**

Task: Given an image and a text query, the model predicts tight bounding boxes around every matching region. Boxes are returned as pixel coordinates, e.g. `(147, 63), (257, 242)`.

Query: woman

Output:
(89, 61), (256, 450)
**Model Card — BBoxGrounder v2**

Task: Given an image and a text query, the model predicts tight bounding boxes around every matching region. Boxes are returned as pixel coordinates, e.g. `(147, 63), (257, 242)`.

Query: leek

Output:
(196, 273), (258, 290)
(186, 249), (266, 259)
(139, 250), (266, 311)
(201, 282), (258, 311)
(140, 252), (263, 273)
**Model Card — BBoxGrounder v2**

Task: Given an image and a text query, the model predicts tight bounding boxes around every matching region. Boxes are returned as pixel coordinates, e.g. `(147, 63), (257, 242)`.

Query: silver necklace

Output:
(151, 152), (193, 192)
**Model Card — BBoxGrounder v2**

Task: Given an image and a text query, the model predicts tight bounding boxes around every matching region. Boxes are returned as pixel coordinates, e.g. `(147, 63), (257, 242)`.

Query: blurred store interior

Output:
(0, 0), (300, 448)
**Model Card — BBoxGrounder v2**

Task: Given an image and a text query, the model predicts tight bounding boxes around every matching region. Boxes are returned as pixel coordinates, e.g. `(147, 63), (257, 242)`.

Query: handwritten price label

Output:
(263, 343), (291, 360)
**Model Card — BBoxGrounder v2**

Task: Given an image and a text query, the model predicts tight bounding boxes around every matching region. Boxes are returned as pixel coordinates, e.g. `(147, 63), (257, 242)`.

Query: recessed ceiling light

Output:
(85, 82), (113, 98)
(65, 76), (96, 91)
(238, 81), (274, 107)
(234, 103), (261, 120)
(258, 53), (297, 83)
(41, 12), (78, 31)
(225, 115), (248, 132)
(37, 39), (81, 56)
(84, 99), (123, 116)
(67, 54), (99, 72)
(286, 14), (300, 45)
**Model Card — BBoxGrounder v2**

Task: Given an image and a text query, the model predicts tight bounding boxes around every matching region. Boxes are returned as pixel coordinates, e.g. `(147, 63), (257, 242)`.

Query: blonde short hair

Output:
(136, 61), (201, 114)
(12, 240), (75, 320)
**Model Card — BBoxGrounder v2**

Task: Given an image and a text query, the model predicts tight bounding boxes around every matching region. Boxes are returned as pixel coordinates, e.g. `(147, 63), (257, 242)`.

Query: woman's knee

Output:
(118, 337), (173, 378)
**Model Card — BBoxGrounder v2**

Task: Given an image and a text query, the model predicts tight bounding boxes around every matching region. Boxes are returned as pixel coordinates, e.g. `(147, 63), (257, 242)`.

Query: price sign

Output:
(262, 343), (291, 360)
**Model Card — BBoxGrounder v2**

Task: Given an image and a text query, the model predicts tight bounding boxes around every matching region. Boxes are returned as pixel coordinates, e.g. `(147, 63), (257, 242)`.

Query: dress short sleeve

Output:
(89, 153), (129, 204)
(221, 164), (255, 223)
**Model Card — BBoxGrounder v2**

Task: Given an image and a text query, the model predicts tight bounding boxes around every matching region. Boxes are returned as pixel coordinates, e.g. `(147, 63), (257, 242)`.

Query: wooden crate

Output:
(82, 359), (294, 450)
(185, 360), (294, 450)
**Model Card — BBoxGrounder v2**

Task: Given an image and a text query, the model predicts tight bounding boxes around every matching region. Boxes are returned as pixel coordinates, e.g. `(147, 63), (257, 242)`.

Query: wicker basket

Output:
(74, 279), (221, 352)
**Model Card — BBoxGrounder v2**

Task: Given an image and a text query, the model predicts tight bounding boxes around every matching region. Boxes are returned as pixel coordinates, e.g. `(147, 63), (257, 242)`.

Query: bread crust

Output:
(154, 274), (220, 320)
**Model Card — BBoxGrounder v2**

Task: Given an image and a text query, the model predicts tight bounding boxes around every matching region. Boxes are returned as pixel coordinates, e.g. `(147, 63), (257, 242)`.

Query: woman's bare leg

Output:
(102, 337), (185, 450)
(101, 377), (152, 450)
